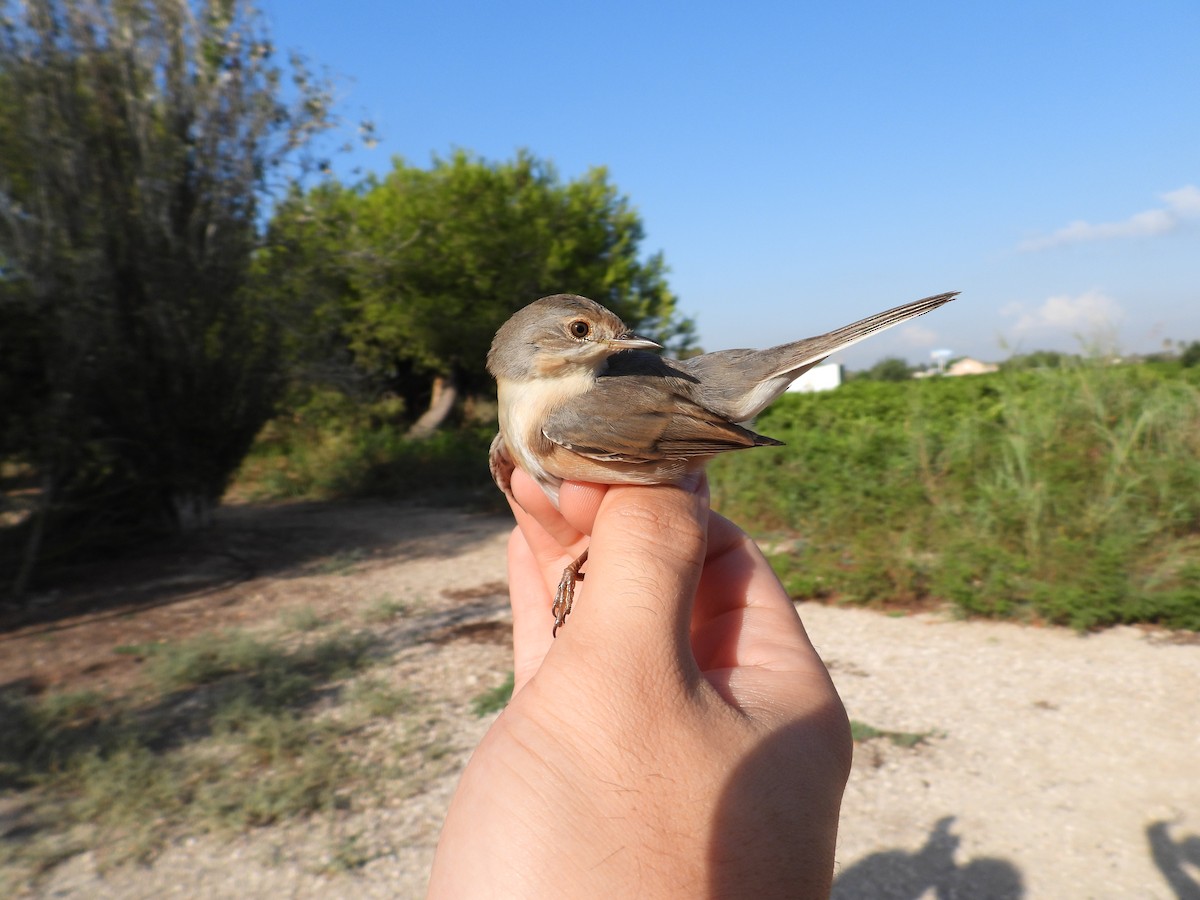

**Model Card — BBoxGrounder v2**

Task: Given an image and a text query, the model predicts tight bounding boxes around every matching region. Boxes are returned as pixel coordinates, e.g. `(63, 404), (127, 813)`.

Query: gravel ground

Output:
(8, 505), (1199, 898)
(806, 604), (1200, 899)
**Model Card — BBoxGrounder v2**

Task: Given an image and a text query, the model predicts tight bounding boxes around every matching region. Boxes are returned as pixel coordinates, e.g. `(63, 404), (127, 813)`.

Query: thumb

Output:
(557, 474), (709, 667)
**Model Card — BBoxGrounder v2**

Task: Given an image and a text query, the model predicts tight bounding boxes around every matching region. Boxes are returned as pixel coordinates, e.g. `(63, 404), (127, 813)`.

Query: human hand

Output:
(428, 468), (852, 898)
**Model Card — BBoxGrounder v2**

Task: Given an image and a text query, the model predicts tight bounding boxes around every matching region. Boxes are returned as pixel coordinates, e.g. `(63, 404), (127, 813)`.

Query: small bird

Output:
(488, 290), (958, 634)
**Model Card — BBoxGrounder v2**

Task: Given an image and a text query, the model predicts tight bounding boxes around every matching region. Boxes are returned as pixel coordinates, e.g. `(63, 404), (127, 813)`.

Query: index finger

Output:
(507, 470), (605, 571)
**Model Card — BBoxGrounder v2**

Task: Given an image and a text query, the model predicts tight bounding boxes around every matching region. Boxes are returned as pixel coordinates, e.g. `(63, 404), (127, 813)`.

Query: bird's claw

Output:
(551, 548), (588, 637)
(551, 572), (574, 637)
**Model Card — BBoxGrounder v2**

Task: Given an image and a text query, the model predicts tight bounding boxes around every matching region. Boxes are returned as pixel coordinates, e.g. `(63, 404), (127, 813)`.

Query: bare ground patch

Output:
(2, 499), (1198, 898)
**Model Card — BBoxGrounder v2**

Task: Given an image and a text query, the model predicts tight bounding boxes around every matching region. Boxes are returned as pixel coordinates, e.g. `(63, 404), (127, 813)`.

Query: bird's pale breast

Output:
(496, 371), (597, 494)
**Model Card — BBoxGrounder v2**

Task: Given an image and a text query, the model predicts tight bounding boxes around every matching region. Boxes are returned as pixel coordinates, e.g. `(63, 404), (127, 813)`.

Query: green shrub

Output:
(712, 362), (1200, 629)
(232, 390), (495, 503)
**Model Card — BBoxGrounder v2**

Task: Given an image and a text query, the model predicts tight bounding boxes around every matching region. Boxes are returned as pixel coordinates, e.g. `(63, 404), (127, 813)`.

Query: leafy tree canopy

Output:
(260, 150), (693, 431)
(857, 356), (914, 382)
(0, 0), (333, 586)
(1001, 350), (1074, 370)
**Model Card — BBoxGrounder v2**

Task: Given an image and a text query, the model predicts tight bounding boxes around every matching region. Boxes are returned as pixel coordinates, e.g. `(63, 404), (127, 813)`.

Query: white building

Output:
(786, 362), (843, 393)
(946, 357), (999, 377)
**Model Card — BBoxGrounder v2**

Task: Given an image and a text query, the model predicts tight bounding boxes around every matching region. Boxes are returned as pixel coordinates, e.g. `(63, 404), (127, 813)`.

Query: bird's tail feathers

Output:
(762, 291), (959, 382)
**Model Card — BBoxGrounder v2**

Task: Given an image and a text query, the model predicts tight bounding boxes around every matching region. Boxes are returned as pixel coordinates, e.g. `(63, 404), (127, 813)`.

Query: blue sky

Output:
(260, 0), (1199, 368)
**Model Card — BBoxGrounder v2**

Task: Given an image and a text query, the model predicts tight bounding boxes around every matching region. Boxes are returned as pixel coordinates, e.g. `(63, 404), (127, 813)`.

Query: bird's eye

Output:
(569, 320), (591, 339)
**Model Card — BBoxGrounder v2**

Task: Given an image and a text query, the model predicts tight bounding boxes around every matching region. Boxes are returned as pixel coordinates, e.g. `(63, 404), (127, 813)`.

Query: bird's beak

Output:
(606, 332), (661, 352)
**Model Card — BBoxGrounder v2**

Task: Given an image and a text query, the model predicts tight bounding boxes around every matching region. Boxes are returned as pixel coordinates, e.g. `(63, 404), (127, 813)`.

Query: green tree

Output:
(0, 0), (334, 592)
(1002, 349), (1072, 370)
(254, 181), (364, 392)
(860, 356), (914, 382)
(263, 151), (693, 436)
(1180, 341), (1200, 369)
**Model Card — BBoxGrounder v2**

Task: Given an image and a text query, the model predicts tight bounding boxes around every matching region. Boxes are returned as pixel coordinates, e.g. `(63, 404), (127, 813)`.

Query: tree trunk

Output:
(406, 372), (458, 439)
(11, 474), (53, 600)
(170, 491), (214, 533)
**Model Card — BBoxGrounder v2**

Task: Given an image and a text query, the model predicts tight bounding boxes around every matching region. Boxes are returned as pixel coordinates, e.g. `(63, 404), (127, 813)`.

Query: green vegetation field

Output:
(709, 362), (1200, 630)
(238, 361), (1200, 632)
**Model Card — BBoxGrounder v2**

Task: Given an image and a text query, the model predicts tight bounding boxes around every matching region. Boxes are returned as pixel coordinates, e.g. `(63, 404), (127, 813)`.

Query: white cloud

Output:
(1018, 185), (1200, 252)
(1002, 291), (1124, 334)
(1163, 184), (1200, 215)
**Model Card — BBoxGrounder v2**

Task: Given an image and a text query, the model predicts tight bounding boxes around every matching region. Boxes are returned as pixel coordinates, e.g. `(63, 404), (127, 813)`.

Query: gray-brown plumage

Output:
(487, 290), (958, 633)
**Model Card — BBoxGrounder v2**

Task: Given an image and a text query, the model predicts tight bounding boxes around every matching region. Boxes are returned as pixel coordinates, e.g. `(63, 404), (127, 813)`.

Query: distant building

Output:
(912, 357), (999, 378)
(787, 362), (843, 393)
(946, 358), (999, 377)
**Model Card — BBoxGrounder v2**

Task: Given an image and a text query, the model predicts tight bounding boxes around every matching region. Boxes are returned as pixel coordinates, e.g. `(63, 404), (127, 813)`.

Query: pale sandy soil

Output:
(2, 501), (1197, 898)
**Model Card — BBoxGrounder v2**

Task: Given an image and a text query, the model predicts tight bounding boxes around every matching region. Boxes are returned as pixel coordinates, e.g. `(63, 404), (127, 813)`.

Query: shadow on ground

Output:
(1147, 820), (1200, 900)
(832, 816), (1024, 899)
(1, 499), (509, 636)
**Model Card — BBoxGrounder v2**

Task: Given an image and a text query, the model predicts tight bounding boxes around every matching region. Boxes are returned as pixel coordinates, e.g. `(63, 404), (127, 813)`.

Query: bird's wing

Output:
(541, 376), (780, 463)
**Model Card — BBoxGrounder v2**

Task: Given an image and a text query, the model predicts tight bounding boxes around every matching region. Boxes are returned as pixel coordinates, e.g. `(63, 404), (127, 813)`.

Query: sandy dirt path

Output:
(6, 503), (1198, 898)
(806, 604), (1200, 899)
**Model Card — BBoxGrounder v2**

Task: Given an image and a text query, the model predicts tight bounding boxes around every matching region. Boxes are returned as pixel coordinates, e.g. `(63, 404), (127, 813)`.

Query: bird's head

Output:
(487, 294), (661, 381)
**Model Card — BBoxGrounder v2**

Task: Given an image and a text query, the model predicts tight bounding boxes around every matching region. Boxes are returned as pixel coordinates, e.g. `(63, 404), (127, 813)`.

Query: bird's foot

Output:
(551, 547), (588, 637)
(489, 432), (516, 500)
